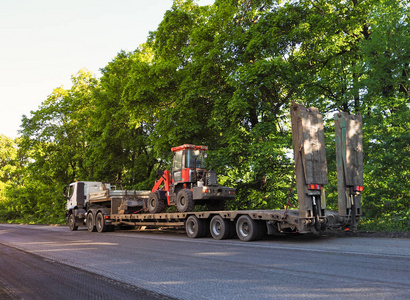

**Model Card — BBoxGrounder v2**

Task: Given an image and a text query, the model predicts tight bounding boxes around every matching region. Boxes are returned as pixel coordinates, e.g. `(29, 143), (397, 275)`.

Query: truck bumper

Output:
(192, 186), (235, 201)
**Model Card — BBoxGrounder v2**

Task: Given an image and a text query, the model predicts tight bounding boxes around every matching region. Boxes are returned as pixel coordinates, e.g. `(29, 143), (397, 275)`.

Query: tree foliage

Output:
(0, 0), (408, 230)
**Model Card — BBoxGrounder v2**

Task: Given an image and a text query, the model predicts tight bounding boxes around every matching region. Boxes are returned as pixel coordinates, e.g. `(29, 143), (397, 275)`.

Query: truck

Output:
(65, 102), (364, 241)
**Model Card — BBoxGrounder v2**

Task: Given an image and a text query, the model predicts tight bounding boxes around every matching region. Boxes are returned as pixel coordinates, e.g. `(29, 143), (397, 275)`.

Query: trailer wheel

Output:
(96, 212), (108, 233)
(210, 215), (231, 240)
(176, 189), (194, 212)
(86, 212), (96, 232)
(68, 213), (78, 231)
(186, 215), (207, 238)
(148, 192), (165, 213)
(236, 215), (259, 242)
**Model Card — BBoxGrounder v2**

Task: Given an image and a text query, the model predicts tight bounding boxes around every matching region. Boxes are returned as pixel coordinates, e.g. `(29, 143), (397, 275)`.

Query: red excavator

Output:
(148, 144), (235, 213)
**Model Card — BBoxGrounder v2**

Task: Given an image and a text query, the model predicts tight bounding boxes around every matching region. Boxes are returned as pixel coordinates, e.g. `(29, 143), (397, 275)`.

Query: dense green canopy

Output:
(0, 0), (409, 230)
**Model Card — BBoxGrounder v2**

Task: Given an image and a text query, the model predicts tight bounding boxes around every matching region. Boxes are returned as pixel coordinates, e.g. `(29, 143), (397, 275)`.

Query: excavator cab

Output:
(171, 144), (207, 184)
(149, 144), (235, 213)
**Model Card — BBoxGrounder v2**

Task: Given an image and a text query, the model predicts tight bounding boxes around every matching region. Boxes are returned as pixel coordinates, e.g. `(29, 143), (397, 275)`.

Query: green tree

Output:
(20, 69), (98, 184)
(87, 50), (156, 188)
(359, 0), (410, 230)
(14, 69), (98, 223)
(0, 135), (19, 210)
(0, 135), (19, 186)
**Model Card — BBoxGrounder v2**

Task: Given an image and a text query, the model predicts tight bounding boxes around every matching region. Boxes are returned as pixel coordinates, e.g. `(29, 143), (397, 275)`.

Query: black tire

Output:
(96, 212), (109, 233)
(186, 215), (207, 238)
(176, 189), (195, 212)
(148, 192), (166, 213)
(236, 215), (259, 242)
(87, 212), (96, 232)
(68, 214), (78, 231)
(210, 215), (231, 240)
(206, 200), (226, 211)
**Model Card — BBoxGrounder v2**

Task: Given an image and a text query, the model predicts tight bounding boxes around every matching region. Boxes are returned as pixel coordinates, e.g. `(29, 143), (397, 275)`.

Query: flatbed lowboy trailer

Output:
(112, 209), (302, 241)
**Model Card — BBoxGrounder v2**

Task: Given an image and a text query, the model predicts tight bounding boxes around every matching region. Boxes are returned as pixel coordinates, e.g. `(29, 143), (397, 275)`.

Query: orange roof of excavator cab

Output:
(171, 144), (208, 152)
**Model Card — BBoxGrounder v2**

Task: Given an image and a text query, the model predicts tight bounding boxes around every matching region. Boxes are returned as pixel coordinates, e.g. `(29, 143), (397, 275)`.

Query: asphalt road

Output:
(0, 224), (409, 299)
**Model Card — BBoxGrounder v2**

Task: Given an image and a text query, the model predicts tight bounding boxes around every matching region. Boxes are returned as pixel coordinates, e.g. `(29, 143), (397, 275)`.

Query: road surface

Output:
(0, 224), (409, 299)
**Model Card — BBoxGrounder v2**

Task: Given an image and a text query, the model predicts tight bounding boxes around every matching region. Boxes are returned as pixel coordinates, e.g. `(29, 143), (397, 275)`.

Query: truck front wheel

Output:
(68, 214), (78, 231)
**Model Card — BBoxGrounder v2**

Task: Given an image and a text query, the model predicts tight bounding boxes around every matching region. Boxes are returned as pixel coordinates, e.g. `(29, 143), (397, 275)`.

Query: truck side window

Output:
(68, 186), (74, 199)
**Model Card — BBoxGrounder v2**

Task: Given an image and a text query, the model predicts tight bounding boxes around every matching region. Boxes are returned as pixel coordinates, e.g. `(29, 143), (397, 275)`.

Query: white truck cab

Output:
(65, 181), (112, 211)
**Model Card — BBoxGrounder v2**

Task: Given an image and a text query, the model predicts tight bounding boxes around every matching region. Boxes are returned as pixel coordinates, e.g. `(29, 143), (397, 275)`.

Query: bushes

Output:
(0, 181), (66, 225)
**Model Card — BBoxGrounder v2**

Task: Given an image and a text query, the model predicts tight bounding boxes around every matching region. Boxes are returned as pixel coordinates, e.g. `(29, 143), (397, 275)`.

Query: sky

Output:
(0, 0), (214, 138)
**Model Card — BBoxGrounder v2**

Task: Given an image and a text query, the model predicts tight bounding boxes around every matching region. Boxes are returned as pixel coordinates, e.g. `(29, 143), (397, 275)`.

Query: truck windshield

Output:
(186, 149), (206, 169)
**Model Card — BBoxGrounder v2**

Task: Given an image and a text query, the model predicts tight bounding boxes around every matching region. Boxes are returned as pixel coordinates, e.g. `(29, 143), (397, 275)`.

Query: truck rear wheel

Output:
(87, 212), (96, 232)
(210, 215), (231, 240)
(148, 193), (165, 213)
(236, 215), (259, 242)
(68, 214), (78, 231)
(96, 212), (108, 233)
(186, 215), (207, 238)
(176, 189), (194, 212)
